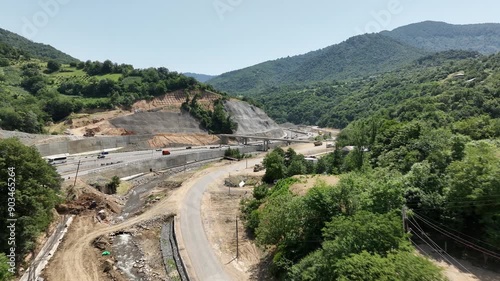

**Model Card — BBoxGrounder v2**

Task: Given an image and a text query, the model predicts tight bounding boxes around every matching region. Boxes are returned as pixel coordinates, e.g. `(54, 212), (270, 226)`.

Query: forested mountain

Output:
(254, 50), (498, 129)
(208, 21), (500, 96)
(208, 34), (426, 95)
(239, 51), (500, 281)
(0, 28), (79, 64)
(183, 72), (217, 83)
(382, 21), (500, 55)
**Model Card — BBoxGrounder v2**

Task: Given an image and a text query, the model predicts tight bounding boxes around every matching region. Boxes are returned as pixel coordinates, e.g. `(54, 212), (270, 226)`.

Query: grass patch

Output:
(117, 181), (133, 196)
(51, 68), (86, 77)
(122, 76), (142, 85)
(1, 66), (22, 85)
(100, 73), (121, 81)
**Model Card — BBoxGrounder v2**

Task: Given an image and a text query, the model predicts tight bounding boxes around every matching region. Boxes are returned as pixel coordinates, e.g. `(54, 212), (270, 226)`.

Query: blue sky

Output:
(1, 0), (499, 75)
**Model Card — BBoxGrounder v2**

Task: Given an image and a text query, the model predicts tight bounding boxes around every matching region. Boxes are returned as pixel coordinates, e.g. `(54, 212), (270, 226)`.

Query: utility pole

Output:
(402, 205), (407, 233)
(73, 160), (81, 187)
(236, 215), (239, 260)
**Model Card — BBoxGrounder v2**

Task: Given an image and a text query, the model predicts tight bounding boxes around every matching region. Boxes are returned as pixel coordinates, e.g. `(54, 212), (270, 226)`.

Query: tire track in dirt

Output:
(46, 143), (329, 281)
(45, 169), (201, 281)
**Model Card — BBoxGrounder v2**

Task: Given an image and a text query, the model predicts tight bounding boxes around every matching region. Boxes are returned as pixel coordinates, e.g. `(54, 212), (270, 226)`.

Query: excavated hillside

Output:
(19, 92), (285, 149)
(109, 112), (205, 135)
(224, 100), (285, 138)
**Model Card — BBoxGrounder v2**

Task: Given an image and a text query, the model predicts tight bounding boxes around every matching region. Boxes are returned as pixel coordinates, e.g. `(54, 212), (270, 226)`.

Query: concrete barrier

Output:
(88, 146), (263, 178)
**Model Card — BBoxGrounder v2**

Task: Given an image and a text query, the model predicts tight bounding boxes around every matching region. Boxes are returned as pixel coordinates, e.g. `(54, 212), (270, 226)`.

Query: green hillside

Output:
(0, 28), (79, 64)
(183, 72), (217, 83)
(382, 21), (500, 54)
(208, 34), (426, 95)
(208, 21), (500, 96)
(237, 52), (500, 281)
(253, 50), (499, 130)
(0, 42), (218, 134)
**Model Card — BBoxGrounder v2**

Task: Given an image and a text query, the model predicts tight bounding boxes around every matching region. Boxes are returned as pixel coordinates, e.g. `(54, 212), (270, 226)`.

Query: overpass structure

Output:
(218, 134), (315, 151)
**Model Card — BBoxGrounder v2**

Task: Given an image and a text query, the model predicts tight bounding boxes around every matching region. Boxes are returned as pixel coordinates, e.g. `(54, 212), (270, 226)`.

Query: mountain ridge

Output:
(0, 28), (79, 64)
(381, 20), (500, 54)
(208, 33), (427, 95)
(183, 72), (217, 83)
(208, 21), (500, 95)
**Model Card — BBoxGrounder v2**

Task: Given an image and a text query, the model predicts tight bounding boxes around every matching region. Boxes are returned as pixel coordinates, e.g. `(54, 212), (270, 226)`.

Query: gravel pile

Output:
(224, 100), (285, 138)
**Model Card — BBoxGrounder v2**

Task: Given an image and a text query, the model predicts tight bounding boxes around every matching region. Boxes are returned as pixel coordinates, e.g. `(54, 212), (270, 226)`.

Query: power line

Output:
(413, 213), (500, 260)
(413, 211), (500, 252)
(407, 218), (473, 274)
(410, 202), (500, 211)
(408, 221), (455, 267)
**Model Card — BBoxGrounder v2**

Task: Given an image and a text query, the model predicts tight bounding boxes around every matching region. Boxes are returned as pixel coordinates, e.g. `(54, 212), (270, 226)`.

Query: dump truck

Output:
(314, 141), (323, 146)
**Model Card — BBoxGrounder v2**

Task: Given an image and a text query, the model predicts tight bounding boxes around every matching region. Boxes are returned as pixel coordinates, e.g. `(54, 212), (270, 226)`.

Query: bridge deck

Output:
(218, 134), (314, 143)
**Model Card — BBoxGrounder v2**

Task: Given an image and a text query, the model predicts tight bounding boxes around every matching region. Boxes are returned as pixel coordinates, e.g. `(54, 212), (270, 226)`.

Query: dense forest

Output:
(237, 51), (500, 280)
(208, 21), (500, 96)
(0, 139), (62, 279)
(254, 50), (500, 132)
(382, 21), (500, 55)
(208, 34), (427, 95)
(0, 28), (78, 64)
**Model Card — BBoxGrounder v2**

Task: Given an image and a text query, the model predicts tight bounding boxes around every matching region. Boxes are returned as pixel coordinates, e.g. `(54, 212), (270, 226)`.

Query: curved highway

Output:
(178, 142), (327, 281)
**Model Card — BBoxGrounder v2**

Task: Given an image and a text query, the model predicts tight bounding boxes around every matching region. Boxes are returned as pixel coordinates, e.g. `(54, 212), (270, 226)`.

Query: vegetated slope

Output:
(208, 34), (426, 95)
(223, 100), (284, 138)
(382, 21), (500, 55)
(253, 50), (499, 129)
(0, 39), (211, 134)
(183, 72), (217, 83)
(238, 54), (500, 281)
(0, 28), (79, 63)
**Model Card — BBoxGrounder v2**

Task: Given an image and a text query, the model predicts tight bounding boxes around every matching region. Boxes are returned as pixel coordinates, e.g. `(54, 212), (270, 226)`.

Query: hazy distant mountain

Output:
(183, 72), (217, 83)
(382, 21), (500, 55)
(208, 21), (500, 96)
(0, 28), (79, 64)
(208, 34), (426, 95)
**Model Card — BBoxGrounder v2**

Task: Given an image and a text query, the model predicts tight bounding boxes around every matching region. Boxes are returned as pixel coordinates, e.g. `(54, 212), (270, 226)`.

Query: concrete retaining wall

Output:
(36, 135), (156, 156)
(90, 145), (263, 178)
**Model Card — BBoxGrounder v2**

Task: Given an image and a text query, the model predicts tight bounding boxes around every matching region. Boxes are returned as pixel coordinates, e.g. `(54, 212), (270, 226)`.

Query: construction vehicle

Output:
(314, 141), (323, 146)
(254, 163), (265, 172)
(84, 128), (95, 137)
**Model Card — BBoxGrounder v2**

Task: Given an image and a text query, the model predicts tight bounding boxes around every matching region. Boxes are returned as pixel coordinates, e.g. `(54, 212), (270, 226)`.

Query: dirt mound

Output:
(148, 133), (220, 147)
(290, 175), (340, 196)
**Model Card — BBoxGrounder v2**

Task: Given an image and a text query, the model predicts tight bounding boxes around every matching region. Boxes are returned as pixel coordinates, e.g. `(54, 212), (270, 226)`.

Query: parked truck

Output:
(162, 150), (171, 155)
(314, 141), (323, 146)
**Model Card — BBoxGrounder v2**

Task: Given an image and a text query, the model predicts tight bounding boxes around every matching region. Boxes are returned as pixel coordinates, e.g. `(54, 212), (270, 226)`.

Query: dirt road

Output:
(43, 178), (191, 280)
(44, 143), (327, 280)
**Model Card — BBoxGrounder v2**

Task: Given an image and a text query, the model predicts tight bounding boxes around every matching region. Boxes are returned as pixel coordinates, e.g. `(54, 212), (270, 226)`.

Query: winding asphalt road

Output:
(179, 142), (328, 281)
(179, 166), (237, 281)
